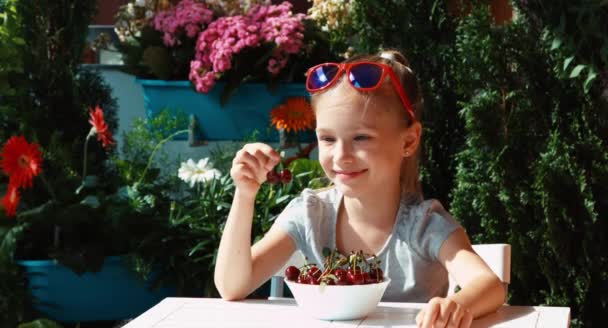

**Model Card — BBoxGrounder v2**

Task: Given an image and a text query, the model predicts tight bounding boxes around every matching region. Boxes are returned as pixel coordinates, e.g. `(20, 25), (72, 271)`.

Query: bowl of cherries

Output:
(283, 249), (390, 321)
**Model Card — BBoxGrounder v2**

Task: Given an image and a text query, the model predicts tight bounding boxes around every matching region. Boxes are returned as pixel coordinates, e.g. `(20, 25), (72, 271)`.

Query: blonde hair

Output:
(310, 49), (424, 197)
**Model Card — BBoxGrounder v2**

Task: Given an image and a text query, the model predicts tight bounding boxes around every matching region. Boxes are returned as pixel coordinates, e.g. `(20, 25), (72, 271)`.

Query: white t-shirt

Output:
(273, 187), (462, 302)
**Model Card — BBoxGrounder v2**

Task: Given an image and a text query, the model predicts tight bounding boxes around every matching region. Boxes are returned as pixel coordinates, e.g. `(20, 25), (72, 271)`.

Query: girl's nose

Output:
(335, 140), (355, 165)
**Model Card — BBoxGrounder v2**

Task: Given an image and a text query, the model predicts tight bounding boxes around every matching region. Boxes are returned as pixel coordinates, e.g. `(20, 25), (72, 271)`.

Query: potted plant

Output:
(114, 0), (336, 141)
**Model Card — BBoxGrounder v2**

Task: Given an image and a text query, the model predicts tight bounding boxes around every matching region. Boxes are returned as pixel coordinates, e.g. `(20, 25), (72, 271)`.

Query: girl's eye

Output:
(318, 136), (335, 143)
(354, 135), (370, 141)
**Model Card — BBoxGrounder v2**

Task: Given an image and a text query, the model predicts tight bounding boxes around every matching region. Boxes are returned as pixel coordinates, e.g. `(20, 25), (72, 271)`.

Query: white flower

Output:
(127, 3), (135, 16)
(135, 0), (146, 7)
(178, 158), (222, 187)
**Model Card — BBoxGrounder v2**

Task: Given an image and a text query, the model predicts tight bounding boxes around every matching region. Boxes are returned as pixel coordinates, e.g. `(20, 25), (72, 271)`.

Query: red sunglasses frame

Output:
(306, 62), (415, 122)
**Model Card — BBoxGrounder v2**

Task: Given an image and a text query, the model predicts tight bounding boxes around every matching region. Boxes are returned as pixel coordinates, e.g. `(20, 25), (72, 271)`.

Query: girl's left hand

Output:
(415, 297), (473, 328)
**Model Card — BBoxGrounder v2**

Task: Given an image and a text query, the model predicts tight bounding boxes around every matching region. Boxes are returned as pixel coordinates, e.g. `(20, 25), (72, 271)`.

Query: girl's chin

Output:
(334, 183), (367, 197)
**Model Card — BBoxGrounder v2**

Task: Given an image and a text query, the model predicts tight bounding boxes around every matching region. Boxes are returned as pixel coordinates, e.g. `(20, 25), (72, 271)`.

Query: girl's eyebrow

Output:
(316, 125), (379, 133)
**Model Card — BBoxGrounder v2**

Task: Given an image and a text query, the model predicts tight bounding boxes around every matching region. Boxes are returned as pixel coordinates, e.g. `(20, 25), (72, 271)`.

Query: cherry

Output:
(297, 275), (309, 284)
(266, 170), (281, 184)
(368, 268), (384, 283)
(280, 169), (292, 184)
(361, 272), (371, 284)
(307, 266), (322, 281)
(334, 268), (350, 285)
(285, 266), (300, 281)
(347, 271), (365, 285)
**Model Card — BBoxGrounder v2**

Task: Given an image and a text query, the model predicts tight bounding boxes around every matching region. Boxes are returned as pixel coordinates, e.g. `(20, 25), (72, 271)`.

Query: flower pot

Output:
(18, 256), (176, 323)
(137, 79), (313, 142)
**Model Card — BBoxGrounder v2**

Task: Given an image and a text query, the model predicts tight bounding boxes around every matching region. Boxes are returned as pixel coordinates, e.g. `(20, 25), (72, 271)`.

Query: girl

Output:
(214, 50), (505, 328)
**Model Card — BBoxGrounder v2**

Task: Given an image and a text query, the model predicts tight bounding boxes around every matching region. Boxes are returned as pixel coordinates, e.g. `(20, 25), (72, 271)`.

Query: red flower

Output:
(1, 185), (20, 217)
(1, 136), (43, 189)
(88, 106), (115, 149)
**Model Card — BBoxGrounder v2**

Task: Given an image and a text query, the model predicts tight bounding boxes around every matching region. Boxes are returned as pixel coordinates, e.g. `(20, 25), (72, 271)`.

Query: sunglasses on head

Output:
(306, 62), (415, 122)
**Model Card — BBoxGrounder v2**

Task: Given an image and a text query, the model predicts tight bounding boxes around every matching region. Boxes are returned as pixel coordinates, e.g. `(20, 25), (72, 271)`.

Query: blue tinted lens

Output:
(349, 64), (383, 88)
(307, 65), (339, 89)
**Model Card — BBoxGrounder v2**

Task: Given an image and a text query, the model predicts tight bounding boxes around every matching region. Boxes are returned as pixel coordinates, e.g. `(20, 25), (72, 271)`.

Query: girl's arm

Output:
(214, 143), (296, 300)
(416, 228), (505, 327)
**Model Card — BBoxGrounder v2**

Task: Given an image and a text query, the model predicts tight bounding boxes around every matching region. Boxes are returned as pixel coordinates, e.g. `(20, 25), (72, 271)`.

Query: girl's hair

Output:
(311, 49), (425, 197)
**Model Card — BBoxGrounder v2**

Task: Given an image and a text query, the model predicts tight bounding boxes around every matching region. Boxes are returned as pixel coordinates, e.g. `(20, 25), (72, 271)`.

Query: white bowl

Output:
(284, 277), (390, 321)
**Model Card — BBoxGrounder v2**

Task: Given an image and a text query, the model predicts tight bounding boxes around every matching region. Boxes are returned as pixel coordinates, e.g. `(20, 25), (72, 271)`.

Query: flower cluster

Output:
(307, 0), (353, 32)
(189, 1), (306, 93)
(152, 0), (214, 47)
(0, 136), (43, 217)
(115, 0), (158, 43)
(0, 107), (115, 218)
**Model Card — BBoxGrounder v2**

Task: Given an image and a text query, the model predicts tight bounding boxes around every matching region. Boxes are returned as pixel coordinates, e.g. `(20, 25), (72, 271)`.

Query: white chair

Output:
(448, 243), (511, 302)
(269, 243), (511, 301)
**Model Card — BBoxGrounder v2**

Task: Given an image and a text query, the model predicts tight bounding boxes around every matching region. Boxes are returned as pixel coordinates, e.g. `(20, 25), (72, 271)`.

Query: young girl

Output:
(215, 50), (505, 328)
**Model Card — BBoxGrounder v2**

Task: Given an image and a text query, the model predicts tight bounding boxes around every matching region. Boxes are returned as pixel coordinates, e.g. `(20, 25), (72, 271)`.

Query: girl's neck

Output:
(341, 182), (402, 229)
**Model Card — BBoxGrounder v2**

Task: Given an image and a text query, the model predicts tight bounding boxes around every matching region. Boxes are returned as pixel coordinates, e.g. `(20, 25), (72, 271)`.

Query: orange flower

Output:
(1, 185), (20, 217)
(270, 97), (315, 133)
(88, 106), (115, 149)
(1, 136), (43, 189)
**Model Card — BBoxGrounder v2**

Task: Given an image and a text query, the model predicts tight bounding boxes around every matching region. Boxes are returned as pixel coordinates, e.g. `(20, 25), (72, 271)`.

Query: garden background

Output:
(0, 0), (606, 327)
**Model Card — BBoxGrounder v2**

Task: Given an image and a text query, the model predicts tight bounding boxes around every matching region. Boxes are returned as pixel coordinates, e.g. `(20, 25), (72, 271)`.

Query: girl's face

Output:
(314, 80), (420, 197)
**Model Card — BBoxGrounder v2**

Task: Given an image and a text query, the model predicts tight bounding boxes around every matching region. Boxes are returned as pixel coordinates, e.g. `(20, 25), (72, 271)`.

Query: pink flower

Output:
(153, 0), (214, 47)
(189, 1), (306, 92)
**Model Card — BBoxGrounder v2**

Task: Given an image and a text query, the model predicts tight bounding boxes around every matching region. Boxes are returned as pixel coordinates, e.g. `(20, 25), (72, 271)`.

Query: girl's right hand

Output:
(230, 143), (280, 197)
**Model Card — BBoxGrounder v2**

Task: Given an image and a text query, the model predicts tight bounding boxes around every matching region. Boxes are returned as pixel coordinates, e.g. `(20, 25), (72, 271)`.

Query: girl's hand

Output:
(230, 143), (280, 197)
(415, 297), (473, 328)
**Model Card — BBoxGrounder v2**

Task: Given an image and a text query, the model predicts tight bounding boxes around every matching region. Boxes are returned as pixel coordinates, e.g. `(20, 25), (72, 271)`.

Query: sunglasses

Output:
(306, 62), (415, 122)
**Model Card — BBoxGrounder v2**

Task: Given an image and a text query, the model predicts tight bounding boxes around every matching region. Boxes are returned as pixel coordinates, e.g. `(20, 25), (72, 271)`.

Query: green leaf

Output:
(322, 247), (331, 257)
(583, 68), (598, 93)
(569, 65), (585, 78)
(563, 56), (575, 71)
(550, 38), (562, 51)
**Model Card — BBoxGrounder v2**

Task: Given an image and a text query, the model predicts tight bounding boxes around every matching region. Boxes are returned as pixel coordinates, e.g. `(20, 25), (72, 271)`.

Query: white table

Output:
(123, 297), (570, 328)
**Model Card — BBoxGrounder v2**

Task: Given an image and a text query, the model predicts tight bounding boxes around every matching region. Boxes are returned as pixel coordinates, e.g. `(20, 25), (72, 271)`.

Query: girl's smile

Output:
(333, 168), (368, 181)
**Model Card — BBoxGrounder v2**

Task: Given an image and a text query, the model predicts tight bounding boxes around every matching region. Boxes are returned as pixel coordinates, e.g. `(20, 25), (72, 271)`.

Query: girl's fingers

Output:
(244, 143), (280, 170)
(448, 306), (465, 328)
(234, 150), (263, 173)
(459, 310), (473, 328)
(436, 301), (456, 328)
(415, 308), (425, 327)
(421, 301), (440, 328)
(231, 164), (258, 183)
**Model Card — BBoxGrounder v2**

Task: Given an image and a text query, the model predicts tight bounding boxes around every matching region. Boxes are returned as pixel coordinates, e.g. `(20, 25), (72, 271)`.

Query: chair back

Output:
(448, 243), (511, 301)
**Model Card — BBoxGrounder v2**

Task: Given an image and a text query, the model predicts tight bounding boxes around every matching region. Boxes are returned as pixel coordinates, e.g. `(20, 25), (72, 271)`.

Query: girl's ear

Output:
(401, 122), (422, 157)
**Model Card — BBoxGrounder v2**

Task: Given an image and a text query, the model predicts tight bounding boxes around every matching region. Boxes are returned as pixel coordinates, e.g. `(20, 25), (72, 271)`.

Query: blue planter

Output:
(18, 256), (176, 323)
(137, 79), (311, 142)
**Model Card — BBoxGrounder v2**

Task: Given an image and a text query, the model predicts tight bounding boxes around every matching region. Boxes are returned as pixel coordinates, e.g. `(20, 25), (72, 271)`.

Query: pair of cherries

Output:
(266, 168), (292, 185)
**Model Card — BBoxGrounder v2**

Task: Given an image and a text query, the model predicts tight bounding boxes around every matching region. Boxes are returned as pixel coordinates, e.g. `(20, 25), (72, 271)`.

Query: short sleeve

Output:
(410, 200), (462, 261)
(272, 189), (315, 252)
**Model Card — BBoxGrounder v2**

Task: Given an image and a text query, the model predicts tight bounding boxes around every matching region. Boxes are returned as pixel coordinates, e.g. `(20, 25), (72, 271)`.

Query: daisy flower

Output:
(88, 106), (115, 149)
(178, 158), (221, 187)
(270, 97), (315, 133)
(1, 136), (43, 189)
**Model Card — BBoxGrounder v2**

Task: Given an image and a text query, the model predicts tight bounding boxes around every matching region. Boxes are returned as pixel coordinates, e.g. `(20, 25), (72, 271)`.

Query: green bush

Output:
(450, 6), (607, 328)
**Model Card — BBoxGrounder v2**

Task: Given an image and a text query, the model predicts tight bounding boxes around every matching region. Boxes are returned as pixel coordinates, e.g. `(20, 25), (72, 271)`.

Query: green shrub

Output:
(450, 6), (607, 327)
